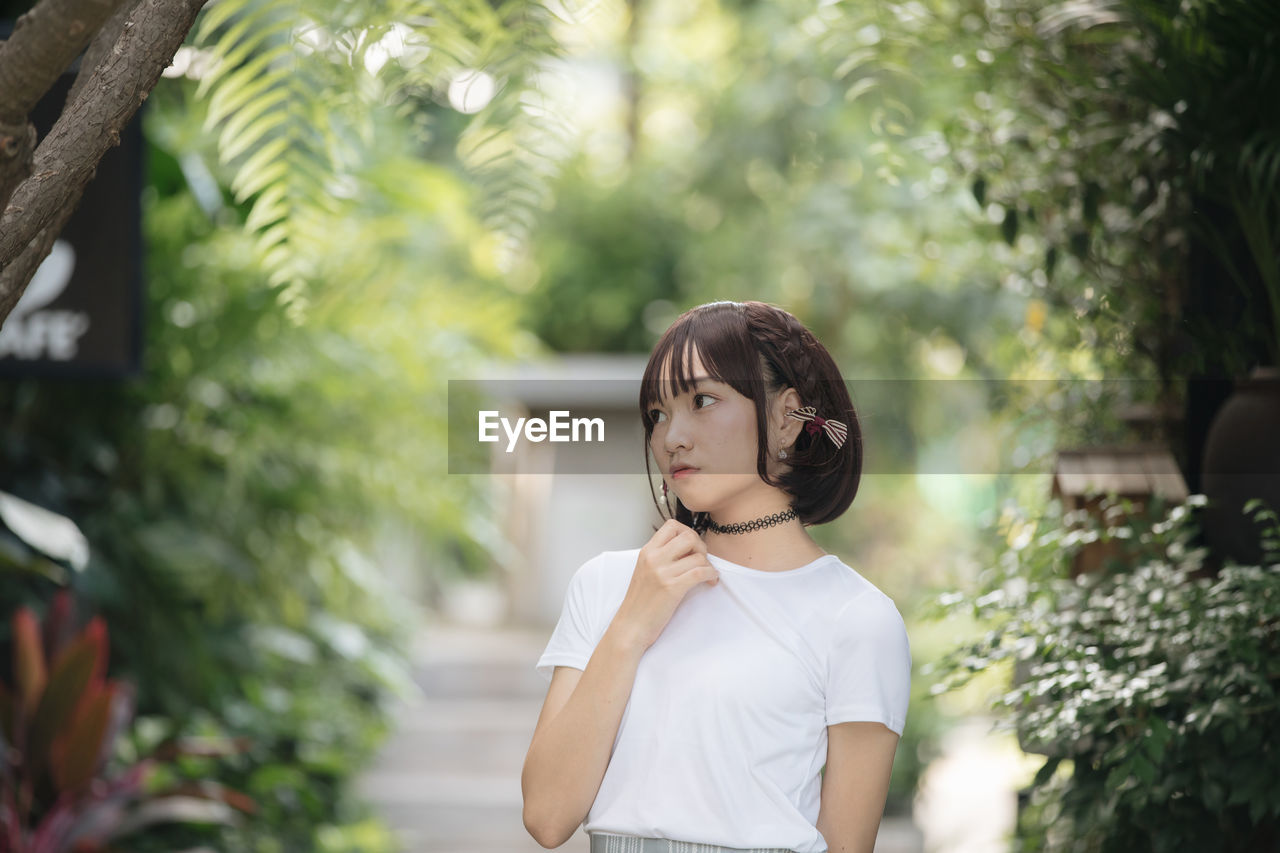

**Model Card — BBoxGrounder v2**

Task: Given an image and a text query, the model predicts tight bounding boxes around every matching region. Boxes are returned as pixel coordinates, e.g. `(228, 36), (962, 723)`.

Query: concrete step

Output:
(362, 726), (533, 775)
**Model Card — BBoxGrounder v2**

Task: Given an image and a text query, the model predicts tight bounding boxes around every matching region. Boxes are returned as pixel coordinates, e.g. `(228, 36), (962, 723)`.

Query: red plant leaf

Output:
(48, 684), (115, 795)
(12, 608), (46, 722)
(54, 619), (108, 728)
(0, 679), (15, 748)
(47, 757), (158, 848)
(91, 682), (135, 776)
(28, 786), (79, 853)
(27, 622), (106, 786)
(3, 771), (25, 850)
(41, 591), (78, 673)
(75, 619), (106, 686)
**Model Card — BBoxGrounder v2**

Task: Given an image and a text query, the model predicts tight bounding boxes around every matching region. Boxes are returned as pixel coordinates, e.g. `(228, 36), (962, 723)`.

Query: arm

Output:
(815, 721), (901, 853)
(523, 522), (719, 848)
(521, 620), (647, 849)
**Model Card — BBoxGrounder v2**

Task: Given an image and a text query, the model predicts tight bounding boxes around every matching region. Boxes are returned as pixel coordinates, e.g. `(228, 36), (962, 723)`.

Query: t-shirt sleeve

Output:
(825, 591), (912, 735)
(534, 555), (603, 682)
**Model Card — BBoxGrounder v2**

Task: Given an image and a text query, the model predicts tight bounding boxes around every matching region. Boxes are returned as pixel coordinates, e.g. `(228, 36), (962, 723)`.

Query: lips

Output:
(671, 465), (699, 478)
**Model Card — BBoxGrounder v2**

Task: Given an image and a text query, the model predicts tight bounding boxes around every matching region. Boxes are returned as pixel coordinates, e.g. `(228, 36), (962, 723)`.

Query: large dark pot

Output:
(1200, 366), (1280, 566)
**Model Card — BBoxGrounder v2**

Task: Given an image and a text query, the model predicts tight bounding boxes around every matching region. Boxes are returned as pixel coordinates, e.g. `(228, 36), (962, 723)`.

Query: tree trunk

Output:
(0, 0), (133, 211)
(0, 0), (207, 327)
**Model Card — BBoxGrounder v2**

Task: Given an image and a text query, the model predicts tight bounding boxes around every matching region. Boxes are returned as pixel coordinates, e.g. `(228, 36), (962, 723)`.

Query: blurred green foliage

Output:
(1, 52), (538, 845)
(3, 0), (1270, 841)
(928, 495), (1280, 850)
(187, 0), (569, 320)
(934, 0), (1280, 379)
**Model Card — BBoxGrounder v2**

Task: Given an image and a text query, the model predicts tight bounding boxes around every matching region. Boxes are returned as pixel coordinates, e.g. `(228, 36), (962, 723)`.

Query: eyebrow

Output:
(674, 376), (723, 390)
(651, 376), (721, 406)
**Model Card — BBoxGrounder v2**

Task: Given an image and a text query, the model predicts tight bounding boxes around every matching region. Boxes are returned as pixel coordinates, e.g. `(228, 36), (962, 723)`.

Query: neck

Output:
(702, 505), (796, 534)
(699, 513), (826, 573)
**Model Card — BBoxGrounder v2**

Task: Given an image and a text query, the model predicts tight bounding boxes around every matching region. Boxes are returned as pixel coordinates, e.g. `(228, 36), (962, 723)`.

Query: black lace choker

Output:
(695, 507), (798, 535)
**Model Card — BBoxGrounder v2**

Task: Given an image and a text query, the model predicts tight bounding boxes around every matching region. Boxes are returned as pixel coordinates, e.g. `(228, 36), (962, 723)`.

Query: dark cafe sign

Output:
(0, 63), (143, 378)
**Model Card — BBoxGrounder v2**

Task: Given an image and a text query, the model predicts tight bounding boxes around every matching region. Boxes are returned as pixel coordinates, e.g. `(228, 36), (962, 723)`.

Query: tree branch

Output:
(0, 0), (209, 327)
(0, 119), (36, 215)
(0, 0), (130, 121)
(66, 0), (144, 109)
(0, 0), (132, 210)
(0, 223), (58, 321)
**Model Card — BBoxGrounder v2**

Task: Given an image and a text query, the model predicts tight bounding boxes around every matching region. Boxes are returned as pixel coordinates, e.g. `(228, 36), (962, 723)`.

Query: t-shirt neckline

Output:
(705, 551), (837, 577)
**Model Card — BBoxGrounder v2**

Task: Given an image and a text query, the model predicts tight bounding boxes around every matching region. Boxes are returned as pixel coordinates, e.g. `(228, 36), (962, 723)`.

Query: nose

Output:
(660, 408), (692, 455)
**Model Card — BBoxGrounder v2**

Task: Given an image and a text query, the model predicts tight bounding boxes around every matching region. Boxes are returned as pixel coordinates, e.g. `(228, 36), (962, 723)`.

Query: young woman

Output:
(522, 301), (911, 853)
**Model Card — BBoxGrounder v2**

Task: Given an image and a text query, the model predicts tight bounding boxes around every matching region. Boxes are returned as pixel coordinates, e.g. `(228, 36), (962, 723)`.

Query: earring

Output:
(778, 449), (788, 460)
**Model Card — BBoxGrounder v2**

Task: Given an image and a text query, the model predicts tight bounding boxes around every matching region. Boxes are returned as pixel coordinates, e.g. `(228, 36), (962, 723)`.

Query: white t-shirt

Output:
(534, 547), (911, 853)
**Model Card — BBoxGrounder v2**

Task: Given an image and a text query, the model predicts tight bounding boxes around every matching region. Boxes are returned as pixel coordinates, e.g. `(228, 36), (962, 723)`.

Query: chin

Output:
(671, 493), (709, 513)
(676, 495), (720, 515)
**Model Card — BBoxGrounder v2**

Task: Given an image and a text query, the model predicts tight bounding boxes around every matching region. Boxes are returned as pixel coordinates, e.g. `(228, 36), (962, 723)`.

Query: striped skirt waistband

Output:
(588, 832), (796, 853)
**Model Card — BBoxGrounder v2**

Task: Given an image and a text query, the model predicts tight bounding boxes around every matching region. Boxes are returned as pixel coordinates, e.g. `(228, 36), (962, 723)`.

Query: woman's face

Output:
(649, 347), (785, 516)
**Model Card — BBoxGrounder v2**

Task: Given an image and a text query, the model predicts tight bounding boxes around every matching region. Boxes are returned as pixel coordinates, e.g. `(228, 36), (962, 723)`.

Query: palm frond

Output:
(193, 0), (581, 316)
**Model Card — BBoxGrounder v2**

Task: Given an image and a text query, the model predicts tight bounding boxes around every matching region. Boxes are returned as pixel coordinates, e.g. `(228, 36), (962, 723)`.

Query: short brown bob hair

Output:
(640, 300), (862, 530)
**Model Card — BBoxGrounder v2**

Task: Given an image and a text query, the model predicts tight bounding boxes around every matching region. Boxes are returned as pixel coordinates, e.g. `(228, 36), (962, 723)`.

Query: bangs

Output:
(639, 302), (762, 418)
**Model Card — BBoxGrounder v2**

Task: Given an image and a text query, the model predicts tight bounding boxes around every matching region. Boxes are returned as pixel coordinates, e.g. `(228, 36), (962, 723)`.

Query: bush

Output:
(929, 494), (1280, 852)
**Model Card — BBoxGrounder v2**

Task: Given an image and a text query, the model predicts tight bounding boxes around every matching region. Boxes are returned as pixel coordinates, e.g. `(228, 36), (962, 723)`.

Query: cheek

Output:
(729, 404), (759, 439)
(709, 408), (758, 454)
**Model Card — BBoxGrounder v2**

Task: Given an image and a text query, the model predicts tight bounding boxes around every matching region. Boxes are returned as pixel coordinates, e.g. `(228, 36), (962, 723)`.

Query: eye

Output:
(648, 394), (714, 423)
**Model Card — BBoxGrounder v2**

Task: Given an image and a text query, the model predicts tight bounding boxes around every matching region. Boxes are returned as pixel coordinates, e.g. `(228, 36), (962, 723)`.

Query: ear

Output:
(771, 387), (806, 446)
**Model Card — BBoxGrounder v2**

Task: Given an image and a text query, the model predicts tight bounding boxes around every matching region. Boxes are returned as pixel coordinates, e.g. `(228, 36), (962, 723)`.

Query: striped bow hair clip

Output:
(784, 406), (849, 450)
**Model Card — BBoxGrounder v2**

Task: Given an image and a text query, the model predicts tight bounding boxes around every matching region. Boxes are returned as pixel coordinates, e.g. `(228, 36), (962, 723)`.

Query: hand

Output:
(612, 519), (720, 651)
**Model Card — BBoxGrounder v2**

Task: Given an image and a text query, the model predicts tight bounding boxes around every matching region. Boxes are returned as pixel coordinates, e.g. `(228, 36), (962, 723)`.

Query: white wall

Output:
(502, 412), (663, 629)
(477, 354), (662, 629)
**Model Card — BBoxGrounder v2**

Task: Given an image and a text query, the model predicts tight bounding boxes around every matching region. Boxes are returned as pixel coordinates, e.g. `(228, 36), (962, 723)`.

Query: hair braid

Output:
(748, 306), (819, 408)
(746, 306), (850, 468)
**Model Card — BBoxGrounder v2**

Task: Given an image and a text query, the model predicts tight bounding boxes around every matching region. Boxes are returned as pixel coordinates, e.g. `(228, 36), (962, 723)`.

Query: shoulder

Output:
(815, 558), (900, 612)
(822, 562), (909, 647)
(585, 547), (641, 573)
(828, 592), (911, 675)
(572, 548), (641, 590)
(560, 549), (639, 632)
(835, 590), (908, 637)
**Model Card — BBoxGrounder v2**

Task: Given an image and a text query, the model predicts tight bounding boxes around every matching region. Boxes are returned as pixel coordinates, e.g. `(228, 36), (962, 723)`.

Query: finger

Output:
(650, 533), (696, 570)
(671, 552), (716, 579)
(682, 529), (708, 553)
(659, 530), (705, 564)
(650, 518), (685, 548)
(669, 551), (708, 572)
(677, 563), (719, 589)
